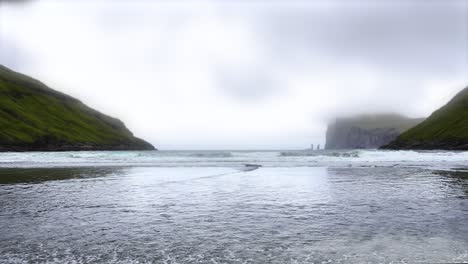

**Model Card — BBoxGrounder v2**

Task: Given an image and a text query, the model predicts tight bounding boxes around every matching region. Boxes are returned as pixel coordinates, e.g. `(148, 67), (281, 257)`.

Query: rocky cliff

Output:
(325, 114), (424, 150)
(0, 65), (155, 151)
(382, 86), (468, 150)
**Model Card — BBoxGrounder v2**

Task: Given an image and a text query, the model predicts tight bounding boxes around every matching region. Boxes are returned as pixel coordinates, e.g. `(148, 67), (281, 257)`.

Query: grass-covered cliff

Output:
(0, 65), (155, 151)
(382, 87), (468, 150)
(326, 114), (424, 149)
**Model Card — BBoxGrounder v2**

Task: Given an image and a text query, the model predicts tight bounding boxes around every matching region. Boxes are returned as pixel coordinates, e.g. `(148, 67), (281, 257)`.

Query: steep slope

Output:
(382, 87), (468, 150)
(0, 65), (155, 151)
(326, 114), (424, 149)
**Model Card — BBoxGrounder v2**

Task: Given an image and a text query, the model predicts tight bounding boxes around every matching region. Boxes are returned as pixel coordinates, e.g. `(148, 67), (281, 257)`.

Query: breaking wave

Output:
(280, 150), (361, 158)
(187, 152), (233, 158)
(1, 150), (468, 170)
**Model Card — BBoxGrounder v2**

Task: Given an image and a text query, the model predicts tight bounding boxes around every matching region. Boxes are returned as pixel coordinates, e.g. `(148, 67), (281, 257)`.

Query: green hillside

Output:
(0, 65), (154, 151)
(382, 87), (468, 150)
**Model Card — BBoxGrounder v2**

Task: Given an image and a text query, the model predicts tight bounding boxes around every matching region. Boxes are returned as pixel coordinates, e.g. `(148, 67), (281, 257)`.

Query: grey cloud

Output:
(77, 0), (468, 98)
(0, 0), (32, 4)
(1, 0), (467, 148)
(255, 1), (468, 76)
(215, 64), (279, 101)
(211, 0), (467, 110)
(206, 0), (467, 109)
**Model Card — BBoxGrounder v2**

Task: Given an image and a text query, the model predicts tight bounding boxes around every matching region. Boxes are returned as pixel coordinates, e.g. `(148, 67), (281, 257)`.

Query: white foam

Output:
(0, 150), (467, 169)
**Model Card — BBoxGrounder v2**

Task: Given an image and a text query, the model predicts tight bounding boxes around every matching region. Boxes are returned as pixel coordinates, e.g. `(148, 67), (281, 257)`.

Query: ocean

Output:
(0, 150), (467, 263)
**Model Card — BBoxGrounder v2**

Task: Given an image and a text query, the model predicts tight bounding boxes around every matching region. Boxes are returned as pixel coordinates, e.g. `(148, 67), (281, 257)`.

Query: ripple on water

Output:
(0, 166), (467, 263)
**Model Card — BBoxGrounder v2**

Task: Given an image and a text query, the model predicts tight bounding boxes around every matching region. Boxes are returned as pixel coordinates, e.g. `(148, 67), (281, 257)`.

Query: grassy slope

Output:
(0, 65), (154, 150)
(383, 87), (468, 149)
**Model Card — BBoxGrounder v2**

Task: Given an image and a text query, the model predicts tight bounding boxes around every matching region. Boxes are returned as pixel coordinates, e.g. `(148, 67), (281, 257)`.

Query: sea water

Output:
(0, 150), (467, 263)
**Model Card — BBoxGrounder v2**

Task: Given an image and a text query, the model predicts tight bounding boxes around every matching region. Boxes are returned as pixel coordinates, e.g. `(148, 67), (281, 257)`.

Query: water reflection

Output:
(433, 169), (468, 196)
(0, 167), (126, 184)
(0, 166), (466, 263)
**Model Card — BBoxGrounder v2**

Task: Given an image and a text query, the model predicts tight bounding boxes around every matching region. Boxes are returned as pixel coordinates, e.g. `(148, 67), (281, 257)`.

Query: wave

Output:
(2, 150), (468, 170)
(280, 150), (360, 158)
(67, 151), (234, 159)
(187, 152), (233, 158)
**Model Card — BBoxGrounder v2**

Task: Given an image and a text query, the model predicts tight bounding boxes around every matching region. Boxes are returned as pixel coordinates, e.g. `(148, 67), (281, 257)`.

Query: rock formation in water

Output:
(382, 86), (468, 150)
(0, 65), (155, 151)
(325, 114), (424, 150)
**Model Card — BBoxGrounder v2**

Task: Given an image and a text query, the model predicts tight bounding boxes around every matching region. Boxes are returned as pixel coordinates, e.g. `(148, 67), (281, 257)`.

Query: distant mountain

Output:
(325, 114), (424, 150)
(383, 87), (468, 150)
(0, 65), (155, 151)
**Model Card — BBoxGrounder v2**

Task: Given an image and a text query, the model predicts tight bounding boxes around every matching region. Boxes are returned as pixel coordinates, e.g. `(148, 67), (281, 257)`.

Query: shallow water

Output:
(0, 151), (467, 263)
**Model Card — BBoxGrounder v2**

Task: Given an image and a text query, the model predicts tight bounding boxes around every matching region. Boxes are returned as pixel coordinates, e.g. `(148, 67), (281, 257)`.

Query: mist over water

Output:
(0, 151), (467, 263)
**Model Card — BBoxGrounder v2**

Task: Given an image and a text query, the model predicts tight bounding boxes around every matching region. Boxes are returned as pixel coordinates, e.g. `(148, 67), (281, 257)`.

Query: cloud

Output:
(0, 0), (467, 149)
(215, 64), (281, 101)
(0, 0), (32, 3)
(255, 1), (467, 74)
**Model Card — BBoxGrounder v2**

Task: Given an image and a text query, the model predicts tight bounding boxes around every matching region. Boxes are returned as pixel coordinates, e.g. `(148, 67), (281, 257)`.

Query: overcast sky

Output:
(1, 0), (467, 149)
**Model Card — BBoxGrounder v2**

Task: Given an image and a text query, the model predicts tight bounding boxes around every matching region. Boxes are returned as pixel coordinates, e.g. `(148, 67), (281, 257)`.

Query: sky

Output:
(0, 0), (467, 149)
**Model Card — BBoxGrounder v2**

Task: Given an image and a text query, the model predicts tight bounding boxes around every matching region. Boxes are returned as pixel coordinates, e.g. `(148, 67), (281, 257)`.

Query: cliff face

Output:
(382, 87), (468, 150)
(326, 125), (401, 150)
(325, 114), (424, 150)
(0, 65), (155, 152)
